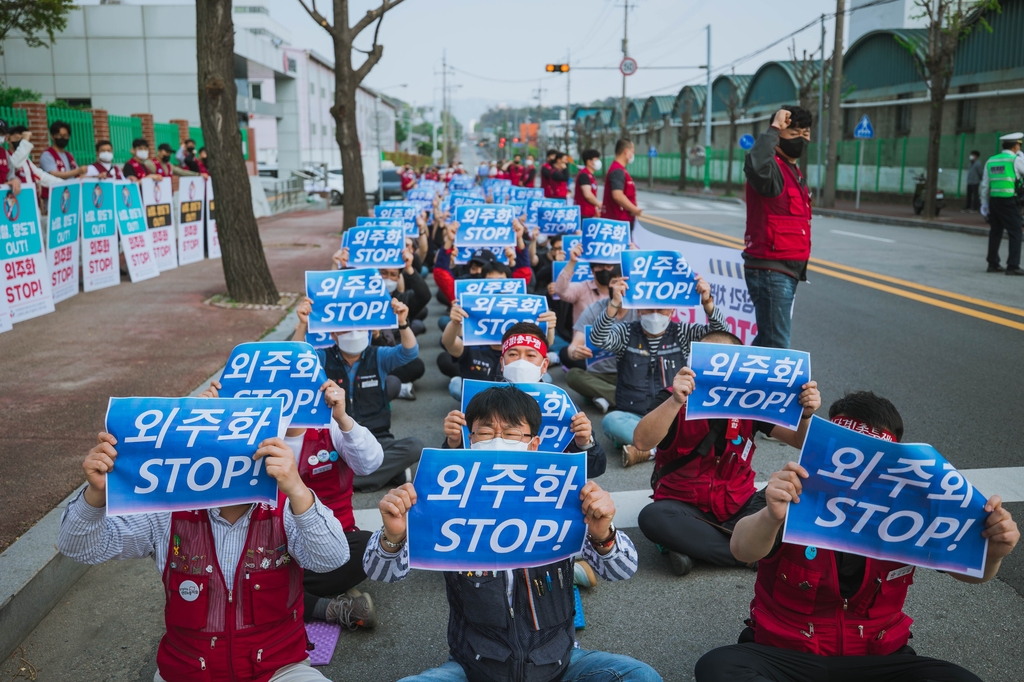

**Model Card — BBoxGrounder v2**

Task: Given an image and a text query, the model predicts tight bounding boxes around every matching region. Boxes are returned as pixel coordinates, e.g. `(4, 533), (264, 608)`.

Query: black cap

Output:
(158, 143), (174, 152)
(469, 248), (496, 266)
(0, 118), (7, 134)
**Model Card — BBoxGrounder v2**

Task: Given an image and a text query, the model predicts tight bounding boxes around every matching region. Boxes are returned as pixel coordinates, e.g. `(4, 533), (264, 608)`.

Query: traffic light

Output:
(545, 64), (570, 73)
(499, 137), (506, 148)
(513, 137), (520, 144)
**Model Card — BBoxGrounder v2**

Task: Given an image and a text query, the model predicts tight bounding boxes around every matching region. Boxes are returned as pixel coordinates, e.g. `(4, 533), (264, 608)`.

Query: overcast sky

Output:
(77, 0), (848, 124)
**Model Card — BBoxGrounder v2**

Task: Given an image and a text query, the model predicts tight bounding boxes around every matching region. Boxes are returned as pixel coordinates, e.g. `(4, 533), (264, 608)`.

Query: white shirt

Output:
(282, 419), (383, 477)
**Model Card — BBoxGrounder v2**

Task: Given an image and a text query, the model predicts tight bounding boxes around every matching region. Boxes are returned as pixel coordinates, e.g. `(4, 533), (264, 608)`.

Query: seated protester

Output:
(434, 218), (533, 311)
(364, 386), (660, 682)
(123, 138), (151, 180)
(86, 139), (124, 180)
(591, 275), (726, 468)
(565, 296), (640, 414)
(553, 241), (620, 326)
(632, 331), (820, 576)
(695, 391), (1019, 682)
(58, 433), (349, 682)
(530, 232), (575, 361)
(199, 379), (384, 629)
(295, 298), (423, 492)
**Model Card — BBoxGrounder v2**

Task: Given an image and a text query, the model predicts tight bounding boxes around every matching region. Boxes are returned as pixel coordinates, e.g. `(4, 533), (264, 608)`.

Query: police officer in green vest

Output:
(980, 132), (1024, 275)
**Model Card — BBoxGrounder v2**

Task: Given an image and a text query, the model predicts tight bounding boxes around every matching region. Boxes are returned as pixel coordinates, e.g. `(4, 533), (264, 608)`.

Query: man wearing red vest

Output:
(602, 139), (642, 226)
(0, 118), (23, 196)
(539, 149), (557, 195)
(743, 106), (813, 350)
(695, 391), (1019, 682)
(58, 431), (350, 682)
(544, 152), (570, 199)
(38, 120), (88, 201)
(86, 140), (125, 180)
(574, 149), (603, 218)
(123, 138), (151, 181)
(521, 154), (537, 187)
(508, 154), (523, 186)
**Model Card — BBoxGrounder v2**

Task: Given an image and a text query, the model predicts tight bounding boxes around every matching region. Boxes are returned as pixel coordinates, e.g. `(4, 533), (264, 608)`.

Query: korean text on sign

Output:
(452, 246), (509, 266)
(305, 268), (398, 333)
(537, 205), (581, 236)
(82, 180), (120, 292)
(784, 417), (990, 577)
(620, 250), (698, 309)
(686, 342), (811, 430)
(453, 278), (526, 298)
(356, 217), (404, 228)
(551, 262), (593, 300)
(408, 448), (587, 571)
(47, 181), (81, 305)
(219, 342), (330, 429)
(177, 177), (205, 267)
(406, 188), (434, 202)
(104, 396), (287, 516)
(458, 294), (548, 346)
(510, 187), (543, 202)
(140, 176), (178, 272)
(581, 219), (630, 264)
(204, 177), (221, 259)
(525, 198), (567, 227)
(1, 185), (55, 323)
(454, 205), (515, 248)
(114, 181), (160, 283)
(374, 202), (419, 237)
(449, 190), (486, 210)
(460, 380), (579, 452)
(343, 225), (405, 268)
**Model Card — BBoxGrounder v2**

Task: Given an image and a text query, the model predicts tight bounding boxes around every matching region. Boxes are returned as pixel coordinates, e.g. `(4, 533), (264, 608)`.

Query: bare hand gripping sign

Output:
(219, 342), (330, 429)
(408, 448), (588, 571)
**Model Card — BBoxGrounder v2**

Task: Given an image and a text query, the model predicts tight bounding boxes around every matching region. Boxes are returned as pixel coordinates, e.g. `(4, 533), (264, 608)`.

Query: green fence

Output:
(188, 126), (205, 151)
(0, 106), (29, 130)
(154, 121), (180, 156)
(108, 114), (143, 164)
(46, 107), (95, 164)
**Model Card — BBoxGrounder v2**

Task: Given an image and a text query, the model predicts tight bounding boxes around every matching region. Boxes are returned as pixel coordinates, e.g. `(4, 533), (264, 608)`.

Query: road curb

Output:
(0, 307), (300, 661)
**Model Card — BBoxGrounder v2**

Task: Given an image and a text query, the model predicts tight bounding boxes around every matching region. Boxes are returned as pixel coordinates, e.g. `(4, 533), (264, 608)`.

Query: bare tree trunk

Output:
(823, 0), (845, 208)
(726, 115), (737, 193)
(923, 70), (947, 218)
(195, 0), (278, 304)
(334, 77), (368, 228)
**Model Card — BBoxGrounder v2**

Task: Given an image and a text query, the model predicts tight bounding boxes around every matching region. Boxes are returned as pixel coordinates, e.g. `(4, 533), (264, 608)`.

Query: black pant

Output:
(964, 183), (980, 210)
(436, 351), (461, 378)
(353, 433), (423, 491)
(695, 642), (981, 682)
(987, 197), (1023, 269)
(303, 529), (373, 619)
(637, 493), (766, 566)
(558, 345), (587, 371)
(390, 357), (425, 383)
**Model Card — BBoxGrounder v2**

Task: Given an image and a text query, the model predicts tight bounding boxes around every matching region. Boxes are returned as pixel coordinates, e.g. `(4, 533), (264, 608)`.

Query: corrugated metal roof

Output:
(955, 0), (1024, 76)
(642, 95), (677, 122)
(711, 74), (753, 113)
(672, 85), (707, 119)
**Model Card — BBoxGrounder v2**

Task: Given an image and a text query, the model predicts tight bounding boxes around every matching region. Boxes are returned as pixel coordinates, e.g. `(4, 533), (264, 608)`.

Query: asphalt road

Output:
(6, 192), (1024, 681)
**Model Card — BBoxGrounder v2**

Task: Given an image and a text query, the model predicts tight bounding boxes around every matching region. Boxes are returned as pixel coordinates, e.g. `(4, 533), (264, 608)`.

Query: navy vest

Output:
(615, 322), (684, 415)
(321, 345), (391, 437)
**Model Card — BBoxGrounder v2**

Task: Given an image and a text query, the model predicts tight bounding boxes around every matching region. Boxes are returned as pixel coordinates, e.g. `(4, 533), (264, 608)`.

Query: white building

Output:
(848, 0), (928, 46)
(0, 2), (395, 177)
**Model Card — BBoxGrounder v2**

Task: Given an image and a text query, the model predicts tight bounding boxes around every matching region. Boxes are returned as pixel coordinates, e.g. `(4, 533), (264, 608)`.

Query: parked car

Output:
(323, 151), (384, 205)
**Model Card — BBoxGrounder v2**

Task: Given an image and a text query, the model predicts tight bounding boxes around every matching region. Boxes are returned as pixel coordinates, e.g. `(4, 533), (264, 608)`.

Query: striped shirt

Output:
(589, 304), (728, 359)
(282, 419), (383, 476)
(58, 491), (349, 587)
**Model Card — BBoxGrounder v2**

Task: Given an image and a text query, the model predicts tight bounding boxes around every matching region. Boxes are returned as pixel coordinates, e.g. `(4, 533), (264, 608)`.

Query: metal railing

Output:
(263, 177), (306, 214)
(46, 107), (96, 164)
(0, 106), (28, 130)
(108, 114), (142, 164)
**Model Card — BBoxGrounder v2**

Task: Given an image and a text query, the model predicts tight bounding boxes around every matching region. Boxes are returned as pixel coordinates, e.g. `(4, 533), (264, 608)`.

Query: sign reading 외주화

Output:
(46, 181), (81, 304)
(305, 268), (398, 332)
(460, 379), (579, 453)
(620, 250), (698, 309)
(457, 294), (548, 346)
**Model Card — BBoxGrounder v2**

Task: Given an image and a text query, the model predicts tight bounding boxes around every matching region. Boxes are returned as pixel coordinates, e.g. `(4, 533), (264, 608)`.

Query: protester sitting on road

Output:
(591, 275), (727, 467)
(58, 432), (349, 682)
(198, 378), (383, 630)
(554, 242), (620, 325)
(632, 330), (820, 576)
(364, 385), (661, 682)
(695, 391), (1019, 682)
(565, 297), (640, 413)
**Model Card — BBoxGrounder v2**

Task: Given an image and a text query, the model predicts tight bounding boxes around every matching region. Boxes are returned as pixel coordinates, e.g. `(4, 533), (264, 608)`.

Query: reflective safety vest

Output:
(297, 428), (356, 532)
(985, 150), (1018, 199)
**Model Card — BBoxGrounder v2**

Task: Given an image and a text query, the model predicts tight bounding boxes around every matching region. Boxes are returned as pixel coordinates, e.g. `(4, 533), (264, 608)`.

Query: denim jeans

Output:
(398, 649), (662, 682)
(744, 267), (799, 349)
(602, 410), (643, 448)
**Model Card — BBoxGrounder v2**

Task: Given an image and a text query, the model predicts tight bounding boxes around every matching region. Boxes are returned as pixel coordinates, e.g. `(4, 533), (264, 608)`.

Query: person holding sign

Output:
(58, 431), (350, 682)
(565, 298), (640, 414)
(695, 392), (1019, 682)
(592, 275), (727, 467)
(554, 242), (621, 324)
(632, 331), (820, 576)
(87, 140), (125, 180)
(363, 386), (660, 682)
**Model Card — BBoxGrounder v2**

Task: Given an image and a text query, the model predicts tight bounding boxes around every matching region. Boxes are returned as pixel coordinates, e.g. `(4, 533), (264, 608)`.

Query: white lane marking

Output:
(352, 466), (1024, 531)
(651, 200), (680, 210)
(830, 229), (896, 243)
(682, 202), (710, 211)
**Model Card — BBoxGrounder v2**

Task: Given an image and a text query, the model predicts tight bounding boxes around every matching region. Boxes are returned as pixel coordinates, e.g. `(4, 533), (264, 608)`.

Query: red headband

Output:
(502, 333), (547, 358)
(830, 416), (896, 442)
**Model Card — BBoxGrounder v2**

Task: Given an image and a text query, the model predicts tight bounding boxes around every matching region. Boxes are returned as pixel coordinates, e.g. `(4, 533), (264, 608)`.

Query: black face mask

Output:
(778, 136), (807, 160)
(54, 137), (70, 149)
(593, 269), (614, 286)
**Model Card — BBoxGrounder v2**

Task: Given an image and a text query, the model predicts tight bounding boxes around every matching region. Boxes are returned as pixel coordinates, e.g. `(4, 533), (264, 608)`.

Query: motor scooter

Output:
(912, 169), (944, 215)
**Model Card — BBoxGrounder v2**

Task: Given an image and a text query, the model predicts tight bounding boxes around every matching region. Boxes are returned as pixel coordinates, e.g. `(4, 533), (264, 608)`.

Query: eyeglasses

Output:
(471, 429), (533, 442)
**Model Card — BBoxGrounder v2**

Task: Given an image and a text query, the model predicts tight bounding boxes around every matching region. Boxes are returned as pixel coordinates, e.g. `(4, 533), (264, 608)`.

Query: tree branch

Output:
(351, 0), (407, 36)
(295, 0), (334, 34)
(353, 44), (383, 84)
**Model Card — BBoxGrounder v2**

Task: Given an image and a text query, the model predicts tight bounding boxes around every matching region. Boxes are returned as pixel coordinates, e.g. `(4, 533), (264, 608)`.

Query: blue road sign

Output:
(739, 134), (755, 150)
(854, 115), (874, 140)
(648, 146), (658, 158)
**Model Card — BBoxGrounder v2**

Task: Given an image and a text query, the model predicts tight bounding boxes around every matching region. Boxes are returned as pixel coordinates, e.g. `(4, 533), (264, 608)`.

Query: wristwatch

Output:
(588, 525), (616, 550)
(398, 322), (411, 330)
(577, 436), (596, 451)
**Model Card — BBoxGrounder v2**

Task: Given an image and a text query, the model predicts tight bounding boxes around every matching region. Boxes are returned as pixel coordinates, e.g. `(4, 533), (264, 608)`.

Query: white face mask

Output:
(98, 151), (114, 163)
(384, 278), (398, 293)
(335, 331), (369, 355)
(471, 438), (531, 452)
(592, 159), (603, 172)
(135, 149), (149, 160)
(640, 312), (670, 336)
(503, 358), (544, 384)
(536, 234), (549, 245)
(626, 153), (635, 164)
(526, 159), (535, 166)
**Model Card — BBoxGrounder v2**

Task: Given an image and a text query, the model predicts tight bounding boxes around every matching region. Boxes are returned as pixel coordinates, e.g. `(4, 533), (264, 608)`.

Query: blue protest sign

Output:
(685, 342), (811, 430)
(406, 188), (434, 202)
(783, 417), (989, 578)
(508, 200), (527, 220)
(305, 330), (334, 349)
(458, 294), (548, 346)
(454, 205), (516, 248)
(374, 201), (419, 237)
(449, 190), (486, 210)
(739, 134), (755, 150)
(583, 325), (616, 371)
(561, 234), (581, 253)
(581, 218), (630, 264)
(305, 268), (398, 332)
(408, 448), (587, 571)
(460, 380), (579, 452)
(537, 204), (581, 236)
(356, 217), (404, 228)
(648, 146), (658, 158)
(47, 181), (81, 304)
(81, 180), (120, 292)
(453, 278), (526, 298)
(343, 225), (405, 268)
(104, 396), (286, 516)
(219, 342), (330, 429)
(452, 246), (511, 266)
(620, 250), (698, 309)
(854, 115), (874, 140)
(449, 175), (475, 191)
(526, 198), (567, 227)
(551, 260), (593, 285)
(511, 187), (544, 202)
(0, 186), (55, 322)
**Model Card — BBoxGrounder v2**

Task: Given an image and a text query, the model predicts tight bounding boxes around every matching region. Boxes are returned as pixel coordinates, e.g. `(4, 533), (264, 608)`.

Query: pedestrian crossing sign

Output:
(854, 115), (874, 140)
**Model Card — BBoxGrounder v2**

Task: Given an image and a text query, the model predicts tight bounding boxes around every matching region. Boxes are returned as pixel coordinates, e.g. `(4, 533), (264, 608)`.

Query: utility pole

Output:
(441, 50), (448, 167)
(533, 81), (546, 156)
(816, 14), (825, 203)
(565, 49), (571, 153)
(620, 0), (630, 136)
(704, 24), (712, 193)
(823, 0), (845, 208)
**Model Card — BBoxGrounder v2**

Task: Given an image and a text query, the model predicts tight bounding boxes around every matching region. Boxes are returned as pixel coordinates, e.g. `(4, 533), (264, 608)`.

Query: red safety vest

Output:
(509, 164), (522, 186)
(744, 155), (812, 261)
(574, 168), (599, 218)
(40, 148), (77, 201)
(297, 429), (356, 532)
(0, 148), (10, 184)
(540, 162), (552, 195)
(601, 160), (635, 223)
(156, 499), (308, 682)
(92, 162), (124, 179)
(127, 157), (149, 179)
(750, 544), (915, 657)
(155, 160), (174, 178)
(521, 165), (536, 187)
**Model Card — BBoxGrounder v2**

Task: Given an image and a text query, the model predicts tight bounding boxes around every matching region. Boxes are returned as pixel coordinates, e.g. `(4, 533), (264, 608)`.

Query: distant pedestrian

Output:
(521, 153), (537, 187)
(980, 133), (1024, 275)
(602, 139), (642, 226)
(574, 148), (602, 218)
(742, 106), (813, 349)
(964, 149), (983, 211)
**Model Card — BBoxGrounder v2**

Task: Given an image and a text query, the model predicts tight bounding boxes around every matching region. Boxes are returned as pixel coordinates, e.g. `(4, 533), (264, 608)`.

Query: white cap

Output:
(999, 132), (1023, 142)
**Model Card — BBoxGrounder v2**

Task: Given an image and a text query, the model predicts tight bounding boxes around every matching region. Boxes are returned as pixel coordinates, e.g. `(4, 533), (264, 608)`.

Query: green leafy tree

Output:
(0, 81), (41, 107)
(0, 0), (76, 55)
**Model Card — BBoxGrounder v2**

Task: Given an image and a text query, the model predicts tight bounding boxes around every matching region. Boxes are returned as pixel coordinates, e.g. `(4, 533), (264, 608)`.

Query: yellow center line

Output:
(641, 214), (1024, 333)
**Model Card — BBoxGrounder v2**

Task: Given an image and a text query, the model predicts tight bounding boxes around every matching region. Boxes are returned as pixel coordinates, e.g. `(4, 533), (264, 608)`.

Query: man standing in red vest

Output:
(602, 139), (642, 226)
(574, 149), (603, 218)
(695, 391), (1019, 682)
(743, 106), (813, 349)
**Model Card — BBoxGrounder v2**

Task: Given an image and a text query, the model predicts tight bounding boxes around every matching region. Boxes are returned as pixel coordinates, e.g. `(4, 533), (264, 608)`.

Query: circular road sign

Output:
(619, 57), (638, 77)
(431, 149), (442, 160)
(739, 134), (755, 150)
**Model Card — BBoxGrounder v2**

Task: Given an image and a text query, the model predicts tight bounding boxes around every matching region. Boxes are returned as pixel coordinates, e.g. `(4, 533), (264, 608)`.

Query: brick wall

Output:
(13, 102), (48, 163)
(132, 113), (155, 150)
(87, 109), (110, 146)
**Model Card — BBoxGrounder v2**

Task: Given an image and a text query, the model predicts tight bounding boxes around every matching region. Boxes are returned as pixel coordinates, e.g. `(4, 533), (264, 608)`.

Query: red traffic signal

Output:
(545, 64), (570, 73)
(513, 137), (520, 144)
(499, 137), (506, 148)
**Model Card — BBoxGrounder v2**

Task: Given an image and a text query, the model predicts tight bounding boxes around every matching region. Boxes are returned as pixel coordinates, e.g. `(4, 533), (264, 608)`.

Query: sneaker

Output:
(987, 265), (1006, 273)
(573, 560), (598, 589)
(547, 351), (561, 366)
(594, 397), (610, 414)
(397, 382), (416, 400)
(1007, 267), (1024, 276)
(325, 590), (377, 629)
(622, 445), (654, 468)
(668, 551), (694, 576)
